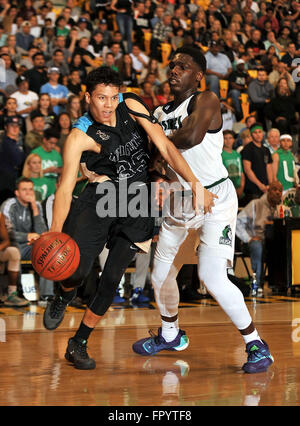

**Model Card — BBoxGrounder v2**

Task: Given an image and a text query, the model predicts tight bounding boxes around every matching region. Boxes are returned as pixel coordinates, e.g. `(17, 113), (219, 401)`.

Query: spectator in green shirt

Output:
(222, 130), (245, 200)
(31, 128), (62, 183)
(22, 153), (57, 201)
(272, 134), (299, 191)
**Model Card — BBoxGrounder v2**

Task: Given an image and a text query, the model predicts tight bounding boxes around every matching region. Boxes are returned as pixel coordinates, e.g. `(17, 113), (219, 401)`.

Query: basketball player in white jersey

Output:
(132, 46), (274, 374)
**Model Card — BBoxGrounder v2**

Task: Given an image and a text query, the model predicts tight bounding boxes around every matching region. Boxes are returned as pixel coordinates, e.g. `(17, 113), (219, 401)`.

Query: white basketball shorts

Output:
(154, 178), (238, 266)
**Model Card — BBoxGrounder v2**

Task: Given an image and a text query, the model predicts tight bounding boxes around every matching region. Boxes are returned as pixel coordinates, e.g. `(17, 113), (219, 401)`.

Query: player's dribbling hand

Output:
(27, 232), (48, 245)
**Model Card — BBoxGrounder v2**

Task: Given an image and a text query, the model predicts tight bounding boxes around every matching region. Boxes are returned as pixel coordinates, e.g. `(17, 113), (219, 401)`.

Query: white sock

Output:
(161, 319), (179, 342)
(242, 329), (263, 345)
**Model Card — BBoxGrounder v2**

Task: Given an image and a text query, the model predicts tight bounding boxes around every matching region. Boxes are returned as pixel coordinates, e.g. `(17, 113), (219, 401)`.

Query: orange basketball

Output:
(31, 232), (80, 281)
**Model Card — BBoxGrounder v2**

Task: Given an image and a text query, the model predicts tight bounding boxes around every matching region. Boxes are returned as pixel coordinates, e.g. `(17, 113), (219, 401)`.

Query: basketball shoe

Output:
(132, 328), (189, 356)
(130, 287), (150, 304)
(65, 337), (96, 370)
(43, 289), (77, 330)
(242, 340), (274, 374)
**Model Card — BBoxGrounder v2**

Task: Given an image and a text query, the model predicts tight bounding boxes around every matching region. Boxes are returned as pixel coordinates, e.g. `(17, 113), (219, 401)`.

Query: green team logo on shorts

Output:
(219, 225), (232, 246)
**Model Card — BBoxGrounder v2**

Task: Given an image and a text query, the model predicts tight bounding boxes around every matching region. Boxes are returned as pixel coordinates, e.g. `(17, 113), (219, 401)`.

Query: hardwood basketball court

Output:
(1, 290), (300, 407)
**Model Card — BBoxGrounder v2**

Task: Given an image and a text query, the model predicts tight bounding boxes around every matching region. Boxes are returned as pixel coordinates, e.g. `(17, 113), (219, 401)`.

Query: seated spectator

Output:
(18, 0), (36, 21)
(228, 58), (251, 122)
(220, 29), (236, 63)
(247, 68), (274, 127)
(220, 99), (237, 130)
(108, 42), (124, 63)
(102, 52), (119, 72)
(235, 114), (257, 149)
(16, 21), (34, 51)
(75, 17), (91, 41)
(130, 44), (149, 75)
(29, 15), (42, 38)
(265, 77), (297, 135)
(54, 112), (72, 153)
(59, 5), (76, 29)
(24, 111), (46, 153)
(0, 53), (18, 96)
(272, 134), (299, 191)
(0, 177), (53, 300)
(73, 37), (96, 68)
(241, 123), (273, 204)
(263, 128), (280, 154)
(47, 48), (70, 77)
(222, 130), (245, 200)
(244, 47), (261, 70)
(11, 75), (39, 119)
(111, 31), (126, 54)
(205, 40), (232, 97)
(69, 53), (87, 81)
(156, 81), (173, 106)
(0, 97), (26, 136)
(139, 81), (160, 112)
(67, 69), (84, 99)
(139, 58), (167, 86)
(19, 45), (40, 71)
(268, 61), (296, 92)
(31, 128), (62, 183)
(117, 53), (139, 88)
(40, 67), (69, 115)
(0, 116), (25, 204)
(29, 93), (57, 131)
(22, 153), (56, 201)
(95, 19), (113, 47)
(263, 31), (284, 56)
(41, 25), (56, 48)
(66, 95), (82, 124)
(87, 30), (105, 58)
(256, 6), (280, 35)
(49, 35), (73, 63)
(0, 177), (48, 261)
(0, 211), (28, 307)
(281, 42), (298, 71)
(277, 26), (293, 51)
(260, 46), (278, 74)
(171, 27), (185, 53)
(6, 34), (27, 66)
(244, 29), (266, 60)
(23, 52), (49, 95)
(236, 181), (283, 294)
(54, 16), (70, 38)
(236, 128), (252, 154)
(2, 5), (19, 35)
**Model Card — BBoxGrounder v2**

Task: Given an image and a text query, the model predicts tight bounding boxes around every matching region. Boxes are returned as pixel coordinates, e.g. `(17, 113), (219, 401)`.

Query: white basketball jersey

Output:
(154, 93), (228, 189)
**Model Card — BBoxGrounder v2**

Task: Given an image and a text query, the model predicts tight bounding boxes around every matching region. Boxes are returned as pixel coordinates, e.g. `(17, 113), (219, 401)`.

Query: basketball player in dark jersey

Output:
(39, 66), (215, 369)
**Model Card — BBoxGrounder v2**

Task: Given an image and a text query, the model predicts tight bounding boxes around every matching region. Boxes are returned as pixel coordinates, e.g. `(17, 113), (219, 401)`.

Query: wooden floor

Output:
(1, 291), (300, 406)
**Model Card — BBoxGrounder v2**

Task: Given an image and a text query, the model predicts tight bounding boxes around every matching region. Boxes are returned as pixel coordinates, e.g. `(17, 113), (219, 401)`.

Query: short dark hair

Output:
(86, 66), (123, 94)
(223, 130), (235, 137)
(44, 127), (59, 140)
(53, 48), (64, 55)
(174, 45), (207, 73)
(16, 177), (33, 189)
(32, 52), (45, 61)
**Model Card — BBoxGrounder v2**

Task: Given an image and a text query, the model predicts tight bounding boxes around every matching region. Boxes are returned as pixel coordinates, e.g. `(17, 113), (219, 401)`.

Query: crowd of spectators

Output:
(1, 0), (300, 305)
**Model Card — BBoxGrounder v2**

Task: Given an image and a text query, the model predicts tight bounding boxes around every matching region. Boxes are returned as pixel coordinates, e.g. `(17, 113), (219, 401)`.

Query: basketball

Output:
(31, 232), (80, 281)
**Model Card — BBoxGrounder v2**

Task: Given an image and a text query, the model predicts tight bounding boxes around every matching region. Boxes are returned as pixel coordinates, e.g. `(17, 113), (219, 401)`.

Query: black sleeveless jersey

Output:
(73, 92), (151, 185)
